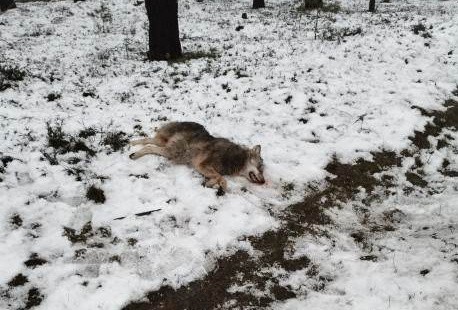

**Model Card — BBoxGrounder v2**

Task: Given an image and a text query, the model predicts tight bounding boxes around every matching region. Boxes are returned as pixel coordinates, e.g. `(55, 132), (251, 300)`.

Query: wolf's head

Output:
(241, 145), (265, 184)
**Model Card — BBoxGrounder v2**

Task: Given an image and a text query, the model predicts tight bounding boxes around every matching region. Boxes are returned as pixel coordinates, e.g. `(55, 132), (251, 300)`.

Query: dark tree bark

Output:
(252, 0), (265, 9)
(145, 0), (182, 61)
(369, 0), (376, 12)
(0, 0), (16, 12)
(301, 0), (323, 10)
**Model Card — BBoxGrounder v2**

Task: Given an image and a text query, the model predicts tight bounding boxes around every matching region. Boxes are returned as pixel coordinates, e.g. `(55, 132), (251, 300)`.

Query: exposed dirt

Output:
(63, 221), (116, 258)
(1, 156), (17, 180)
(44, 122), (130, 167)
(405, 172), (428, 188)
(360, 255), (378, 262)
(410, 99), (458, 149)
(86, 185), (106, 204)
(45, 122), (96, 159)
(123, 250), (280, 310)
(24, 253), (47, 269)
(78, 127), (97, 139)
(10, 214), (23, 228)
(325, 150), (401, 196)
(410, 100), (458, 180)
(23, 287), (43, 310)
(1, 155), (15, 167)
(102, 131), (129, 152)
(7, 274), (28, 287)
(0, 65), (26, 82)
(63, 222), (94, 244)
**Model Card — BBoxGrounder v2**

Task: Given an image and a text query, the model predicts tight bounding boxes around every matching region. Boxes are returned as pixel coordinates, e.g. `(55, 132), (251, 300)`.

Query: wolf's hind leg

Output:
(130, 133), (168, 146)
(130, 137), (157, 146)
(194, 164), (227, 191)
(129, 145), (167, 160)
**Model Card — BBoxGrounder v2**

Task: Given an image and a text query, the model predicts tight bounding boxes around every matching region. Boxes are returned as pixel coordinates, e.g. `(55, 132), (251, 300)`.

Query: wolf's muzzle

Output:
(249, 172), (265, 184)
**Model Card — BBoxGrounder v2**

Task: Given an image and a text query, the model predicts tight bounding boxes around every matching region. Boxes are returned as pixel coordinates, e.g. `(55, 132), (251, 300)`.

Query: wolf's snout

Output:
(249, 172), (265, 184)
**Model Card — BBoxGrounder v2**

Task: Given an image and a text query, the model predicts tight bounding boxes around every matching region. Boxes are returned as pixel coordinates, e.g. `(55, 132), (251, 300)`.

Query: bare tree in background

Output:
(252, 0), (265, 9)
(145, 0), (182, 61)
(1, 0), (16, 12)
(369, 0), (376, 12)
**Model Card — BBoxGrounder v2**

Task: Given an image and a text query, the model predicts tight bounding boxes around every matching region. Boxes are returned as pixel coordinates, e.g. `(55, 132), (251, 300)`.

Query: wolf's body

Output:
(129, 122), (265, 191)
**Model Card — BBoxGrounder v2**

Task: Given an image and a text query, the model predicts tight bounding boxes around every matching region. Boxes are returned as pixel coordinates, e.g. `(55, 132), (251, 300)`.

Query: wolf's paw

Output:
(204, 177), (227, 191)
(217, 177), (227, 191)
(216, 187), (225, 196)
(203, 178), (216, 188)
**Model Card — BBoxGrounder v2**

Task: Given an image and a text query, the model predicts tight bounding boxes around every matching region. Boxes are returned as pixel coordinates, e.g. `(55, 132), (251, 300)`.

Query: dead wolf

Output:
(129, 122), (265, 191)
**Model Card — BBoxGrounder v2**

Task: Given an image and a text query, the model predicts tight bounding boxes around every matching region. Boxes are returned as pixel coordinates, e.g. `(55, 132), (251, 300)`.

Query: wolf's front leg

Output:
(194, 164), (227, 191)
(129, 145), (166, 160)
(204, 176), (227, 191)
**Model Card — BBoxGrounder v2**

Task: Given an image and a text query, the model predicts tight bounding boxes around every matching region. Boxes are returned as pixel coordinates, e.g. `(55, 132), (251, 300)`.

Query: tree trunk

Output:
(145, 0), (182, 61)
(301, 0), (323, 10)
(1, 0), (16, 12)
(252, 0), (265, 9)
(369, 0), (376, 12)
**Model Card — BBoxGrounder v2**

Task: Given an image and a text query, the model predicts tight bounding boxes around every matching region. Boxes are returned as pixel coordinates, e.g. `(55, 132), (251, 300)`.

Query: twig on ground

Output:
(113, 208), (162, 220)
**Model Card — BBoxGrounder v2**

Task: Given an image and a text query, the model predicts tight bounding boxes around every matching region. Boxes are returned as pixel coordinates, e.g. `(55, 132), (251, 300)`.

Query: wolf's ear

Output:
(252, 145), (261, 156)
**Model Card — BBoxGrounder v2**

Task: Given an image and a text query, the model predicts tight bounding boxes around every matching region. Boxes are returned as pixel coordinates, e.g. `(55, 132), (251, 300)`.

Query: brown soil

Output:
(23, 287), (43, 309)
(86, 185), (106, 204)
(7, 274), (28, 287)
(24, 253), (47, 269)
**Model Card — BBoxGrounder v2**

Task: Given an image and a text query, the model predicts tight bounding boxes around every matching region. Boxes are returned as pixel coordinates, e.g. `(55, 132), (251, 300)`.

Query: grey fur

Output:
(130, 121), (265, 191)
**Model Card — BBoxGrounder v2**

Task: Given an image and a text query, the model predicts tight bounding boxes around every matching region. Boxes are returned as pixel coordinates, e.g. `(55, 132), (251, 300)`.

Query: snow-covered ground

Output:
(0, 0), (457, 309)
